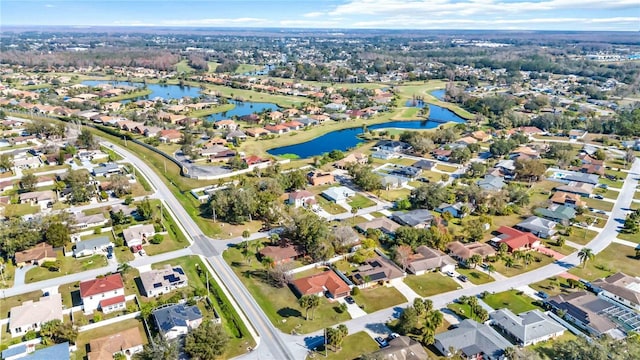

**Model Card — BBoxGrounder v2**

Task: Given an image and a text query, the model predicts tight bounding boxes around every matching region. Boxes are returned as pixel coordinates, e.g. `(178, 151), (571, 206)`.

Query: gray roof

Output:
(74, 236), (112, 253)
(534, 205), (576, 221)
(93, 162), (120, 175)
(356, 217), (402, 234)
(477, 175), (506, 191)
(592, 272), (640, 307)
(516, 216), (557, 237)
(153, 304), (202, 333)
(555, 170), (599, 185)
(392, 209), (434, 227)
(321, 186), (355, 202)
(372, 335), (428, 360)
(491, 309), (565, 344)
(408, 246), (456, 273)
(412, 159), (435, 170)
(546, 291), (617, 334)
(496, 159), (515, 171)
(435, 319), (512, 359)
(140, 265), (188, 296)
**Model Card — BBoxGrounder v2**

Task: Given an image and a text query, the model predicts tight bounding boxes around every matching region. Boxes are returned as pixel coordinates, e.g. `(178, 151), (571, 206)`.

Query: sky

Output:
(1, 0), (639, 31)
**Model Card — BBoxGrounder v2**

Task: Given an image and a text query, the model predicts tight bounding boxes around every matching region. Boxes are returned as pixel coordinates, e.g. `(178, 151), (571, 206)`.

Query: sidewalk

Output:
(392, 279), (421, 302)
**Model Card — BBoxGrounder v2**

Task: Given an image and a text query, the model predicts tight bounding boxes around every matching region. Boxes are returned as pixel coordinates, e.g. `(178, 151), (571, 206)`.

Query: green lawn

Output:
(403, 272), (460, 297)
(207, 61), (220, 73)
(489, 252), (556, 278)
(25, 253), (108, 283)
(529, 331), (578, 359)
(380, 188), (411, 202)
(617, 231), (640, 242)
(308, 331), (379, 360)
(72, 319), (147, 360)
(222, 245), (351, 334)
(234, 64), (263, 74)
(317, 195), (347, 214)
(599, 177), (622, 188)
(482, 290), (541, 314)
(566, 228), (599, 246)
(152, 256), (255, 358)
(530, 276), (578, 297)
(436, 164), (458, 173)
(175, 59), (195, 73)
(448, 303), (484, 322)
(569, 243), (640, 280)
(370, 211), (386, 218)
(593, 188), (620, 200)
(3, 203), (40, 217)
(352, 286), (407, 313)
(456, 268), (494, 285)
(347, 194), (376, 209)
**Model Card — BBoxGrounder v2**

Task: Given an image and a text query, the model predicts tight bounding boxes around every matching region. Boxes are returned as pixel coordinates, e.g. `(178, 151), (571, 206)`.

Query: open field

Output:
(569, 243), (640, 280)
(175, 59), (195, 74)
(482, 290), (541, 314)
(403, 272), (460, 297)
(25, 253), (108, 283)
(352, 286), (407, 313)
(307, 331), (379, 360)
(489, 252), (556, 278)
(456, 268), (494, 285)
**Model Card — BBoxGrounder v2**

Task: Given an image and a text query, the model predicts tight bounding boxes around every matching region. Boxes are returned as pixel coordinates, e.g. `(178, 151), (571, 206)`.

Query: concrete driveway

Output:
(13, 264), (34, 287)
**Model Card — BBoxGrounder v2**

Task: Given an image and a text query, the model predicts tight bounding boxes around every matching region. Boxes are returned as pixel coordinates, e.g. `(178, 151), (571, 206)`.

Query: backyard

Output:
(71, 319), (147, 360)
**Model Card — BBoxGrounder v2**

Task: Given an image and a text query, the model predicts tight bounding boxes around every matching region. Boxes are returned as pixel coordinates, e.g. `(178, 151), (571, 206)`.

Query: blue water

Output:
(431, 89), (446, 100)
(206, 100), (280, 121)
(81, 80), (202, 101)
(267, 104), (466, 158)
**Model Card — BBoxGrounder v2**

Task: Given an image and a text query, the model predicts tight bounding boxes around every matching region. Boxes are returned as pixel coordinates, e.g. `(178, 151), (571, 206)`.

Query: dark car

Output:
(345, 296), (355, 305)
(375, 337), (389, 348)
(458, 275), (468, 282)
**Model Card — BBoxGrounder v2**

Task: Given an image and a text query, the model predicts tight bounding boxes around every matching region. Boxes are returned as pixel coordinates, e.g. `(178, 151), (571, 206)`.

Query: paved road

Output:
(104, 141), (301, 360)
(304, 158), (640, 339)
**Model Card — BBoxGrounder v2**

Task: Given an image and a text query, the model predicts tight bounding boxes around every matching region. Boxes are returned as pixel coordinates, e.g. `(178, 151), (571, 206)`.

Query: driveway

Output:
(341, 299), (367, 319)
(13, 265), (34, 287)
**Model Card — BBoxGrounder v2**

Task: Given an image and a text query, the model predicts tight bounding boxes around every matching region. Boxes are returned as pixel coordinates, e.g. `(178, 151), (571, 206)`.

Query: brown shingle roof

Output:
(14, 243), (55, 264)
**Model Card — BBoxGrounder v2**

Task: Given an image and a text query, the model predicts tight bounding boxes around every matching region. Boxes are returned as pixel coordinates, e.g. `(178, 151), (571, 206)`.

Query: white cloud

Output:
(160, 18), (269, 27)
(350, 16), (640, 29)
(303, 12), (325, 18)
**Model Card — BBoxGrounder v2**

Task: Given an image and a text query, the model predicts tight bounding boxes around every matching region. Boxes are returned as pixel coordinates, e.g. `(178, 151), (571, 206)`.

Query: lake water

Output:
(431, 89), (446, 100)
(81, 80), (202, 101)
(206, 100), (280, 121)
(267, 104), (465, 158)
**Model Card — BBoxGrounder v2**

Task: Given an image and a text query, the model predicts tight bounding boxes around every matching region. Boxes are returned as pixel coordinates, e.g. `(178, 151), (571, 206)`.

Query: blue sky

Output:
(2, 0), (639, 31)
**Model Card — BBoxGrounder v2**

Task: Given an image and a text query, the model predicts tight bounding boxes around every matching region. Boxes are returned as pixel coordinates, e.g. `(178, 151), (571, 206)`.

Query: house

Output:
(495, 159), (516, 176)
(518, 126), (544, 135)
(434, 319), (512, 360)
(14, 243), (56, 267)
(74, 212), (108, 229)
(214, 119), (237, 130)
(143, 126), (163, 138)
(258, 244), (304, 264)
(370, 335), (428, 360)
(491, 309), (565, 346)
(264, 124), (288, 135)
(334, 152), (368, 169)
(92, 163), (121, 177)
(2, 342), (70, 360)
(456, 136), (478, 146)
(376, 140), (410, 153)
(412, 159), (435, 170)
(391, 209), (434, 229)
(80, 273), (126, 314)
(568, 129), (587, 140)
(225, 130), (247, 142)
(243, 155), (271, 167)
(491, 226), (542, 252)
(291, 270), (351, 299)
(534, 205), (576, 225)
(510, 146), (540, 160)
(321, 186), (355, 203)
(546, 291), (618, 337)
(435, 202), (474, 218)
(555, 181), (594, 197)
(550, 191), (587, 208)
(446, 241), (496, 261)
(9, 294), (63, 337)
(283, 121), (303, 131)
(471, 130), (492, 142)
(158, 129), (182, 143)
(371, 150), (397, 160)
(307, 171), (335, 186)
(140, 265), (188, 298)
(287, 190), (316, 209)
(34, 176), (54, 188)
(122, 224), (155, 248)
(13, 156), (42, 169)
(477, 175), (506, 192)
(407, 246), (456, 275)
(152, 303), (203, 340)
(352, 255), (405, 286)
(592, 272), (640, 312)
(74, 236), (113, 258)
(87, 327), (144, 360)
(390, 166), (421, 179)
(356, 217), (402, 236)
(19, 190), (56, 210)
(515, 216), (557, 239)
(244, 128), (270, 138)
(549, 169), (599, 185)
(381, 174), (408, 190)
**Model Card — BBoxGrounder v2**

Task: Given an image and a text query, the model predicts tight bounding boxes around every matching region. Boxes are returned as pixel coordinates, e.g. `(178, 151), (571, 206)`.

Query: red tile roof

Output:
(80, 274), (124, 298)
(292, 271), (350, 298)
(496, 226), (539, 251)
(99, 295), (126, 308)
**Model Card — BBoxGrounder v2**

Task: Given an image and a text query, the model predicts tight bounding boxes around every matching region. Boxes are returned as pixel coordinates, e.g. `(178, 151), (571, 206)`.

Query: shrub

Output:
(351, 287), (360, 296)
(124, 196), (134, 205)
(23, 330), (37, 341)
(93, 313), (102, 323)
(150, 234), (164, 244)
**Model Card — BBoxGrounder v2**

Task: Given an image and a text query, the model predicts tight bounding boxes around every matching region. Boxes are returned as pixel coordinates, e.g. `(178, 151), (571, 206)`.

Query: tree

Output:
(625, 149), (636, 167)
(184, 321), (229, 360)
(65, 169), (95, 204)
(522, 252), (535, 268)
(77, 128), (97, 149)
(45, 223), (70, 247)
(514, 158), (546, 182)
(108, 174), (131, 197)
(578, 248), (595, 268)
(137, 197), (153, 220)
(298, 295), (314, 321)
(468, 254), (483, 269)
(504, 257), (515, 268)
(21, 173), (37, 191)
(486, 264), (496, 275)
(0, 154), (13, 173)
(309, 294), (321, 320)
(40, 319), (78, 344)
(394, 245), (412, 273)
(410, 183), (449, 210)
(348, 165), (382, 191)
(134, 334), (179, 360)
(397, 307), (419, 335)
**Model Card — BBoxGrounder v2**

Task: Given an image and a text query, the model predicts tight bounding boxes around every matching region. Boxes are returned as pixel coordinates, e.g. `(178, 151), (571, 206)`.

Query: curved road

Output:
(103, 141), (301, 360)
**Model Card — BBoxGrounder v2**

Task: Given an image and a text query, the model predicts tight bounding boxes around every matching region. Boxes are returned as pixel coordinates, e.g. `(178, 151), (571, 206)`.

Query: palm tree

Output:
(117, 262), (132, 274)
(522, 252), (534, 269)
(486, 264), (496, 275)
(468, 254), (483, 269)
(261, 256), (274, 269)
(578, 248), (595, 268)
(298, 295), (313, 320)
(350, 206), (360, 225)
(504, 257), (515, 268)
(309, 295), (321, 320)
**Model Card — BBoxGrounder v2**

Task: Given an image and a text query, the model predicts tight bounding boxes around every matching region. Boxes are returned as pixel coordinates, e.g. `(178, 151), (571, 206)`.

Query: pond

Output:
(81, 80), (202, 101)
(431, 89), (446, 101)
(206, 100), (280, 122)
(267, 104), (465, 158)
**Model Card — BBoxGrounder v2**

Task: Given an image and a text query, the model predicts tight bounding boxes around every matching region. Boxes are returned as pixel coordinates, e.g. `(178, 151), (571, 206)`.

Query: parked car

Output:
(458, 275), (468, 282)
(446, 271), (455, 277)
(594, 195), (604, 199)
(537, 291), (549, 299)
(390, 333), (400, 339)
(345, 296), (355, 305)
(375, 337), (389, 348)
(138, 249), (146, 256)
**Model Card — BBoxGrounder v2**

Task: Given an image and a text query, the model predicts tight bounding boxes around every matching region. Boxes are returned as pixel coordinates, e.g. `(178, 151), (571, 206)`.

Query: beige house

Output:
(87, 327), (145, 360)
(9, 294), (63, 337)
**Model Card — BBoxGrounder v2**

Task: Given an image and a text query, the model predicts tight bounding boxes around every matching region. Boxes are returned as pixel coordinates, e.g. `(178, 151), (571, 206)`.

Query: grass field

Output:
(347, 194), (376, 209)
(223, 245), (351, 334)
(25, 253), (108, 283)
(403, 272), (461, 297)
(3, 203), (40, 217)
(566, 228), (599, 246)
(352, 286), (407, 313)
(308, 331), (379, 360)
(175, 59), (195, 74)
(317, 195), (348, 214)
(489, 252), (556, 278)
(456, 268), (494, 285)
(187, 103), (236, 118)
(569, 243), (640, 280)
(436, 164), (459, 173)
(482, 290), (541, 314)
(530, 276), (576, 297)
(584, 197), (614, 211)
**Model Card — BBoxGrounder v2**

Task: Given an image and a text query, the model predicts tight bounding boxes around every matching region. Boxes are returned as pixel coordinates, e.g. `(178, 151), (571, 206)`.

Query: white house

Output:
(79, 273), (126, 314)
(140, 265), (189, 298)
(152, 304), (204, 340)
(321, 186), (355, 203)
(490, 309), (565, 346)
(73, 236), (113, 258)
(287, 190), (317, 209)
(9, 294), (63, 338)
(592, 272), (640, 312)
(122, 224), (155, 248)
